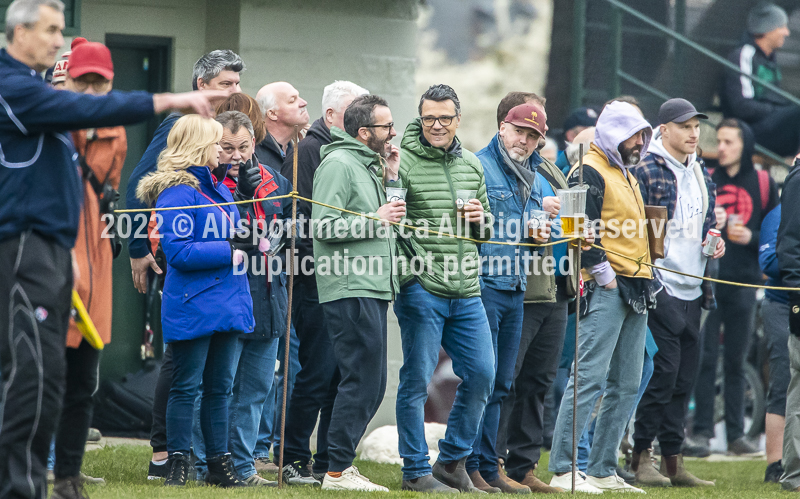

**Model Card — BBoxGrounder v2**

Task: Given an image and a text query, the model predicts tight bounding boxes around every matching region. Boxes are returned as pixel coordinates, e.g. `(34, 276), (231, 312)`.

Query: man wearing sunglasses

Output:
(394, 84), (494, 493)
(310, 94), (402, 491)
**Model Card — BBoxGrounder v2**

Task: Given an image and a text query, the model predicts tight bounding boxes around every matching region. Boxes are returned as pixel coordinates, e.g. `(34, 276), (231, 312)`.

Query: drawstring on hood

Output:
(593, 101), (653, 170)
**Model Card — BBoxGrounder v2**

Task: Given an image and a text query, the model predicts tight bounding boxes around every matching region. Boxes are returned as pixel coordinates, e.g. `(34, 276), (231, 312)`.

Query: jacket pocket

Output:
(180, 270), (228, 303)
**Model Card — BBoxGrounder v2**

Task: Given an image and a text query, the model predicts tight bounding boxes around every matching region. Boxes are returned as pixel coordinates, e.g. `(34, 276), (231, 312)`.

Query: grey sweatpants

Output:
(781, 334), (800, 491)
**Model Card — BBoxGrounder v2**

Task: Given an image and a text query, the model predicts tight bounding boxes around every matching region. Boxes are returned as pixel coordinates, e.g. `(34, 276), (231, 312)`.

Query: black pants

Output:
(498, 298), (568, 481)
(0, 232), (72, 499)
(694, 284), (757, 442)
(149, 345), (172, 454)
(54, 340), (100, 478)
(633, 290), (701, 456)
(323, 297), (388, 472)
(751, 105), (800, 157)
(279, 273), (339, 472)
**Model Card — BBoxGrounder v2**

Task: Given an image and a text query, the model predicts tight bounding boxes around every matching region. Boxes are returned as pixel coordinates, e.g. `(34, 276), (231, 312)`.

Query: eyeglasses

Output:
(72, 78), (111, 93)
(421, 115), (457, 127)
(362, 122), (394, 130)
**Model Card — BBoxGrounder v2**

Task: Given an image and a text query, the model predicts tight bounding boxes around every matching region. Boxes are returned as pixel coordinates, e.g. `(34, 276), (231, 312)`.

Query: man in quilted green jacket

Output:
(394, 84), (496, 493)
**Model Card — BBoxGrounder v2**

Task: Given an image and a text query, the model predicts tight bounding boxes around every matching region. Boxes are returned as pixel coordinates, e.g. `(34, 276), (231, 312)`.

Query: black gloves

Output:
(790, 294), (800, 337)
(236, 158), (261, 199)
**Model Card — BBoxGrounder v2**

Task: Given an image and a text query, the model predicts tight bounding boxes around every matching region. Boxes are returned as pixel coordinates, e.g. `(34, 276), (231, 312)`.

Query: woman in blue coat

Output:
(137, 115), (256, 487)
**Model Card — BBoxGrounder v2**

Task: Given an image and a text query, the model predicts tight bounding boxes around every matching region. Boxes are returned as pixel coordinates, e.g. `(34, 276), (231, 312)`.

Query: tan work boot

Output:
(486, 465), (531, 494)
(468, 470), (501, 493)
(660, 454), (715, 487)
(631, 448), (671, 487)
(517, 469), (564, 493)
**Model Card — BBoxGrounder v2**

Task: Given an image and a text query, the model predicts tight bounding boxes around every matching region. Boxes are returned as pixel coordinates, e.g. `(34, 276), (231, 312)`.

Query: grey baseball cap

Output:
(658, 98), (708, 124)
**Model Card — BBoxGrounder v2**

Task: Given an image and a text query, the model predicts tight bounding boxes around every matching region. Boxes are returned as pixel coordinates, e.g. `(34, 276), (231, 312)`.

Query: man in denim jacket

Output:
(467, 103), (551, 493)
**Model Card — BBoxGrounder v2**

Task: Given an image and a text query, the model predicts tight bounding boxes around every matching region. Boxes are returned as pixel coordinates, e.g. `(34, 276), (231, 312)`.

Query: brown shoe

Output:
(631, 448), (671, 487)
(486, 465), (531, 494)
(517, 469), (564, 493)
(469, 470), (501, 493)
(254, 457), (279, 474)
(660, 454), (715, 487)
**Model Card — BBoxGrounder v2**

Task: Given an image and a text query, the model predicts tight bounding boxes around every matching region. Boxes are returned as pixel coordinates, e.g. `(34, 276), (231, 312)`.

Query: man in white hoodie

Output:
(629, 98), (724, 487)
(547, 101), (655, 494)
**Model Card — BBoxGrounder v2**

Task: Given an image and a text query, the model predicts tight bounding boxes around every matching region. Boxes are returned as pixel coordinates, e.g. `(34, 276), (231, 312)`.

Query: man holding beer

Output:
(629, 98), (723, 487)
(464, 103), (551, 493)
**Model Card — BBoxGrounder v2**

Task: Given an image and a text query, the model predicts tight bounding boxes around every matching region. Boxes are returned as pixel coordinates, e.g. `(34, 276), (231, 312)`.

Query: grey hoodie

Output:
(593, 101), (652, 170)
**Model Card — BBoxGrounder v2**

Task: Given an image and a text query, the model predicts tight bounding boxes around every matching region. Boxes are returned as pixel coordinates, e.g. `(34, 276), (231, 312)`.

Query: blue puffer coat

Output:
(137, 164), (254, 342)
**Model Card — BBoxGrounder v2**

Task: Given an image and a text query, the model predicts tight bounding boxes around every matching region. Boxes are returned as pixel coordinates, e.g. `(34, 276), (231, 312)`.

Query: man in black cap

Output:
(721, 2), (799, 157)
(629, 98), (723, 487)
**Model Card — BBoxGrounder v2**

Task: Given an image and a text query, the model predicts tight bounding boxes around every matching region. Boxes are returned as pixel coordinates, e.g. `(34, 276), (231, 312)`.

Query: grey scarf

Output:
(498, 136), (537, 202)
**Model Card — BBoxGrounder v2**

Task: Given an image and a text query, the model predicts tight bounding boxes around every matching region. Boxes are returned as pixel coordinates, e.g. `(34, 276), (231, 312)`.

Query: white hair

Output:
(5, 0), (64, 42)
(322, 80), (369, 113)
(256, 90), (278, 118)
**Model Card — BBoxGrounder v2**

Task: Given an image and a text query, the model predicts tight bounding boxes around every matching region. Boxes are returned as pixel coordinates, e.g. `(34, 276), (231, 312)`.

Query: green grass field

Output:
(76, 445), (792, 498)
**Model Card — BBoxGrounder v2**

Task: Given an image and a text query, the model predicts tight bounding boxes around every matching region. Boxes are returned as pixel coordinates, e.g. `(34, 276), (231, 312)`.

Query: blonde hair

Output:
(157, 115), (223, 172)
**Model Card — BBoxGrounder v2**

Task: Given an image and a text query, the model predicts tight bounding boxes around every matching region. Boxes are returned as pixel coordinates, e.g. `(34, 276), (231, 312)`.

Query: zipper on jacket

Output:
(441, 154), (465, 296)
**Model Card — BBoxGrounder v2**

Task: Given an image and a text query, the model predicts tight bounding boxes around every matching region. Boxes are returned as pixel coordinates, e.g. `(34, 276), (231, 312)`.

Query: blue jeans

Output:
(467, 287), (524, 481)
(549, 286), (647, 477)
(229, 337), (280, 478)
(255, 326), (298, 460)
(578, 347), (655, 472)
(167, 333), (239, 457)
(394, 282), (495, 481)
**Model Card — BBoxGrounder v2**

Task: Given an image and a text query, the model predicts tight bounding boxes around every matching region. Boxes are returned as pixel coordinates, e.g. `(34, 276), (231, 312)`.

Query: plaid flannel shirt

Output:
(632, 153), (717, 238)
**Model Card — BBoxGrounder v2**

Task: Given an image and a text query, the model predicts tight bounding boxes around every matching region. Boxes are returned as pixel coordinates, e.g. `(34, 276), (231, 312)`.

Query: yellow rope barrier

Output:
(113, 193), (798, 292)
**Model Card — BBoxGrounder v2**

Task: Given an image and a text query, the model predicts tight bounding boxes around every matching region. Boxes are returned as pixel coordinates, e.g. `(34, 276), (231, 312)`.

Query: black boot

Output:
(205, 453), (246, 488)
(164, 453), (191, 487)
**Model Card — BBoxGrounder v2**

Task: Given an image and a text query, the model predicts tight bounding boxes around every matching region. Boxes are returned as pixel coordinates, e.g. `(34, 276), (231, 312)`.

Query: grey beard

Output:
(624, 151), (641, 166)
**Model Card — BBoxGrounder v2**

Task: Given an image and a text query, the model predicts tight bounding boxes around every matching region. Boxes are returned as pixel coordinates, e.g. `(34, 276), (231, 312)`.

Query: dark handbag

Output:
(644, 205), (667, 261)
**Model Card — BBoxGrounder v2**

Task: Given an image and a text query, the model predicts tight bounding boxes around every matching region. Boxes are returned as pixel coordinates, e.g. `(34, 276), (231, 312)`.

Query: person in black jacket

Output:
(254, 81), (309, 171)
(777, 158), (800, 492)
(689, 118), (779, 457)
(0, 1), (221, 497)
(721, 2), (799, 157)
(276, 80), (369, 485)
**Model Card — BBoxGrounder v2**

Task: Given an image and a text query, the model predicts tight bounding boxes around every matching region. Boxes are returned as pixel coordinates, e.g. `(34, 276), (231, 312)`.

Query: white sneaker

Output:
(321, 466), (389, 492)
(549, 471), (603, 494)
(587, 473), (646, 493)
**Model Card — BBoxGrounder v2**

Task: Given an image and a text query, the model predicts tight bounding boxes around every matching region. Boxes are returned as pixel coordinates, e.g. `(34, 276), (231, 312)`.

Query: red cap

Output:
(68, 40), (114, 79)
(504, 103), (547, 137)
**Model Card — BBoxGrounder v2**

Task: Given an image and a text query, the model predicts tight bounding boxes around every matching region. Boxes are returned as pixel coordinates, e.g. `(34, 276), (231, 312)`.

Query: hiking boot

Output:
(468, 470), (501, 493)
(164, 453), (191, 487)
(765, 460), (784, 483)
(254, 457), (279, 474)
(660, 454), (715, 487)
(242, 473), (278, 487)
(148, 460), (168, 480)
(205, 453), (246, 488)
(51, 476), (89, 499)
(432, 457), (486, 493)
(728, 437), (761, 456)
(282, 460), (321, 486)
(631, 448), (671, 487)
(516, 469), (563, 493)
(682, 435), (710, 458)
(402, 474), (459, 493)
(321, 466), (389, 491)
(486, 464), (531, 494)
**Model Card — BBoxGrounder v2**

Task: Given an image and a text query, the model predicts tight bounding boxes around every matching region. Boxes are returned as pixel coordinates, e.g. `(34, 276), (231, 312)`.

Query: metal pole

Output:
(278, 126), (299, 488)
(570, 0), (587, 109)
(571, 144), (584, 494)
(609, 4), (622, 99)
(673, 0), (687, 97)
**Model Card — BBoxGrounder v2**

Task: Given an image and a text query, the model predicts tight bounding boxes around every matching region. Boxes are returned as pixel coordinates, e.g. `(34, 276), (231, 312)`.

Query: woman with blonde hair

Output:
(137, 114), (262, 487)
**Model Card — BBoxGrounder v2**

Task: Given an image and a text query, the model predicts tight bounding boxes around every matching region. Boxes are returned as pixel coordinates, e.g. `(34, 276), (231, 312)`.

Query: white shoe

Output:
(549, 471), (603, 494)
(321, 466), (389, 492)
(587, 473), (646, 493)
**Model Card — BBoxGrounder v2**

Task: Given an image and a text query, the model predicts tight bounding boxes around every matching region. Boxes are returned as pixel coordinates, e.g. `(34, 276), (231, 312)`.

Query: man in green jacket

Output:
(311, 94), (403, 492)
(394, 84), (496, 493)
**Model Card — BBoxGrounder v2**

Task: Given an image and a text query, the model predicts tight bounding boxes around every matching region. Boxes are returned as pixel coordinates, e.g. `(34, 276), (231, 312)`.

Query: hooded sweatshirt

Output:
(569, 101), (655, 313)
(645, 133), (707, 300)
(712, 119), (779, 285)
(722, 35), (787, 124)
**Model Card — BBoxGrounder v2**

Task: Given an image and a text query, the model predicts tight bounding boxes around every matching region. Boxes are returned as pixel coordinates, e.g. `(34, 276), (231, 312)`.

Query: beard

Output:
(367, 132), (389, 157)
(620, 146), (642, 166)
(508, 148), (528, 162)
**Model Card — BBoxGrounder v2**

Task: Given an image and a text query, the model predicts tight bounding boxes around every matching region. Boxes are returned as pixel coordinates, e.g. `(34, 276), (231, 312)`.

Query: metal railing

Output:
(572, 0), (798, 167)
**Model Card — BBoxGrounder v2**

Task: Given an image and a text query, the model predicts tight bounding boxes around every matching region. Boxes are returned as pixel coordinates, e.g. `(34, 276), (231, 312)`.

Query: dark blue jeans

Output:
(467, 286), (524, 481)
(167, 332), (239, 457)
(395, 281), (495, 481)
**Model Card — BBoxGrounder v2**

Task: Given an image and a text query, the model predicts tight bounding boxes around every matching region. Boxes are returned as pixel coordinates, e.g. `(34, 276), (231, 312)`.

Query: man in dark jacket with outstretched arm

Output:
(0, 1), (221, 497)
